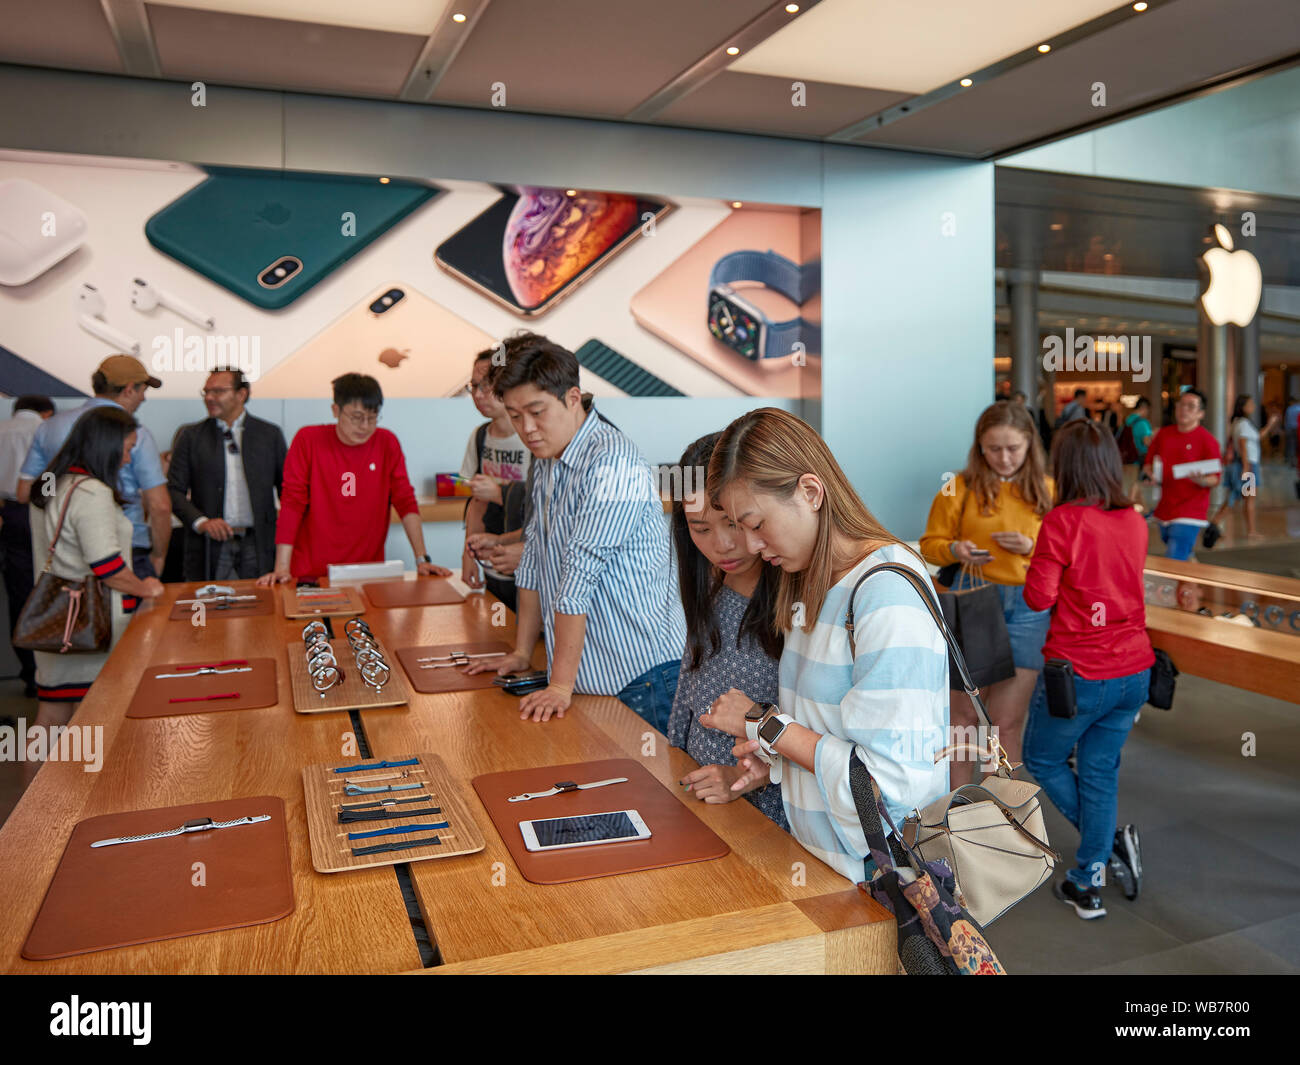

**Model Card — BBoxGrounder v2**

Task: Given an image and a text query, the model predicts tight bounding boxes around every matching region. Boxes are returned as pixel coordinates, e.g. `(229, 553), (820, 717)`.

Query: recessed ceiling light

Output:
(1132, 2), (1148, 10)
(565, 189), (577, 197)
(1049, 222), (1063, 230)
(1037, 43), (1051, 53)
(959, 77), (973, 87)
(451, 11), (466, 22)
(378, 177), (390, 184)
(731, 201), (743, 208)
(785, 3), (800, 11)
(726, 46), (740, 55)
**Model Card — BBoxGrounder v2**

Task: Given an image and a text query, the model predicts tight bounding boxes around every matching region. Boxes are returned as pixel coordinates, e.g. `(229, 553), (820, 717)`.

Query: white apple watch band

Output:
(507, 777), (629, 802)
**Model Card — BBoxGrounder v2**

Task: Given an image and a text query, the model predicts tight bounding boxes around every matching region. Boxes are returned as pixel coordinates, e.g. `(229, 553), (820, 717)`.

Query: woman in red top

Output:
(1023, 420), (1155, 922)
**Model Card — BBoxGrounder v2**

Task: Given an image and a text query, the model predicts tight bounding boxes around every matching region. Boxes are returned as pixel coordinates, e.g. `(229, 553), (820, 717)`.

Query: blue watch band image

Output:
(707, 250), (820, 360)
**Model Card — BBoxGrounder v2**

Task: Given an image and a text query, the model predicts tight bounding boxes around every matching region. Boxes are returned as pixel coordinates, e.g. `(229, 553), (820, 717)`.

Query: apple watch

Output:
(420, 554), (433, 565)
(707, 250), (820, 361)
(757, 710), (794, 759)
(744, 702), (777, 766)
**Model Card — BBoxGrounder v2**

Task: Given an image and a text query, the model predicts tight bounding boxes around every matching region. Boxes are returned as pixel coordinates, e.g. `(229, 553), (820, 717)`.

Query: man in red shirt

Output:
(257, 374), (451, 583)
(1140, 388), (1221, 561)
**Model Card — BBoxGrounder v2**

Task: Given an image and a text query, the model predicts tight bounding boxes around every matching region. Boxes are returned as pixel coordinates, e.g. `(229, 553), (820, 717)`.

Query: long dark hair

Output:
(672, 432), (782, 668)
(1051, 419), (1132, 510)
(1231, 394), (1252, 422)
(961, 401), (1052, 517)
(32, 406), (136, 510)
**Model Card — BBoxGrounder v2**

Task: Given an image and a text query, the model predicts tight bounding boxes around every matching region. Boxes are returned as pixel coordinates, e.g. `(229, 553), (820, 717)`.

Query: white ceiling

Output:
(730, 0), (1130, 93)
(148, 0), (454, 35)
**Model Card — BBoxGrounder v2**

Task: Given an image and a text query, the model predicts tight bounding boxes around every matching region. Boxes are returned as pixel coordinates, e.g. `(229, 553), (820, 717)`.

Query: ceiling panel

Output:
(429, 0), (773, 116)
(0, 0), (124, 75)
(851, 0), (1300, 156)
(653, 72), (908, 138)
(147, 4), (427, 97)
(729, 0), (1122, 94)
(148, 0), (452, 35)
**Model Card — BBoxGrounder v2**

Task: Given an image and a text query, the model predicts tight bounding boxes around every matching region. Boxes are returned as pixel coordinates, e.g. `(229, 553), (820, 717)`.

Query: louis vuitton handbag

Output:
(14, 477), (112, 654)
(847, 562), (1058, 929)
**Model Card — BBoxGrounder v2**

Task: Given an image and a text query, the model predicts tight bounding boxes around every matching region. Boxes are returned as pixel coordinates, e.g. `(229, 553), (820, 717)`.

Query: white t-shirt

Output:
(1230, 417), (1260, 466)
(460, 424), (530, 580)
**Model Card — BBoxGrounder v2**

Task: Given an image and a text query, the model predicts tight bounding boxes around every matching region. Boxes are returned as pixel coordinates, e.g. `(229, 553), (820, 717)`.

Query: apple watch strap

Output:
(575, 339), (684, 397)
(708, 250), (821, 359)
(507, 776), (629, 802)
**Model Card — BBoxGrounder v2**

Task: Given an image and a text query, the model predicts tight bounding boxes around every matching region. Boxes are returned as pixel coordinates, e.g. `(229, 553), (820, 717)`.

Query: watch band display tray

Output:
(287, 639), (410, 714)
(282, 584), (366, 619)
(472, 758), (730, 885)
(127, 657), (279, 718)
(363, 578), (465, 609)
(394, 640), (513, 694)
(168, 583), (274, 620)
(302, 753), (485, 873)
(22, 796), (293, 960)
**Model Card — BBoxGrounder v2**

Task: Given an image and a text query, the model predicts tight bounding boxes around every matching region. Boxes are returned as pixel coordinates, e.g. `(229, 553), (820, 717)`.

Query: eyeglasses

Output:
(463, 379), (492, 396)
(222, 427), (239, 455)
(200, 387), (234, 398)
(341, 411), (380, 427)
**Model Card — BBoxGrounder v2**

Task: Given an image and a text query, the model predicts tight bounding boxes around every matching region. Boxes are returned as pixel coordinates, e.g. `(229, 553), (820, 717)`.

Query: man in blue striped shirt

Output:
(467, 335), (685, 729)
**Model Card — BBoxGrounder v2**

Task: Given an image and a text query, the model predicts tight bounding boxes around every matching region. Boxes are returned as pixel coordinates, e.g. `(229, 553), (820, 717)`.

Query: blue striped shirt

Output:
(777, 543), (951, 883)
(514, 407), (685, 695)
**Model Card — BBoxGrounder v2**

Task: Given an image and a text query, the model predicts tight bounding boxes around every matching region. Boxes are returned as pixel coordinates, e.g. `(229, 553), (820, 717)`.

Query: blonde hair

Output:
(961, 401), (1052, 517)
(707, 408), (903, 635)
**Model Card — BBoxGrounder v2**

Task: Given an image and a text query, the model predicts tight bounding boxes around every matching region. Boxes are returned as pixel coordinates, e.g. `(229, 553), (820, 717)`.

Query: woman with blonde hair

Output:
(920, 400), (1053, 785)
(697, 408), (949, 882)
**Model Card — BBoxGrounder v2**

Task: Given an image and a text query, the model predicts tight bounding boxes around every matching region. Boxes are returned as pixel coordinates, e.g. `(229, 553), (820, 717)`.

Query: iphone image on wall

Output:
(145, 167), (440, 310)
(435, 185), (673, 317)
(255, 283), (496, 398)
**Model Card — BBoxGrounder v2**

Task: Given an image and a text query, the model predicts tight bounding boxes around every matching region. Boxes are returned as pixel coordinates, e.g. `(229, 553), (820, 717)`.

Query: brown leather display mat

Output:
(303, 753), (485, 874)
(281, 584), (366, 619)
(363, 578), (465, 609)
(168, 585), (274, 620)
(22, 796), (293, 960)
(394, 641), (513, 694)
(127, 657), (279, 718)
(287, 639), (409, 714)
(472, 758), (729, 885)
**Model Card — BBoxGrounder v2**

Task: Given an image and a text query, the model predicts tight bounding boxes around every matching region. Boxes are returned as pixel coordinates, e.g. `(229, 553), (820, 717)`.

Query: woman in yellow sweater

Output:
(921, 401), (1053, 785)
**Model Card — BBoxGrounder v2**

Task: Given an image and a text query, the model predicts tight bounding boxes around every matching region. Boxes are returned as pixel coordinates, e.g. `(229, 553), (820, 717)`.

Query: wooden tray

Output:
(281, 584), (366, 619)
(394, 640), (513, 694)
(363, 578), (465, 609)
(127, 657), (279, 718)
(23, 796), (293, 959)
(302, 753), (485, 873)
(287, 638), (409, 714)
(472, 758), (729, 885)
(168, 584), (274, 620)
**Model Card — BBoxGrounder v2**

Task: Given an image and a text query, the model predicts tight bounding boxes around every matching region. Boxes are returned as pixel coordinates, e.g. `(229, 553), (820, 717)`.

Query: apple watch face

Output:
(708, 288), (764, 360)
(758, 715), (786, 746)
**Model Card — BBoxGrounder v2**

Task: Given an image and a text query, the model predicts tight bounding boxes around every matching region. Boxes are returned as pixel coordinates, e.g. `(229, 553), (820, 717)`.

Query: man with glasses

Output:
(258, 373), (451, 583)
(1142, 388), (1221, 561)
(167, 368), (287, 580)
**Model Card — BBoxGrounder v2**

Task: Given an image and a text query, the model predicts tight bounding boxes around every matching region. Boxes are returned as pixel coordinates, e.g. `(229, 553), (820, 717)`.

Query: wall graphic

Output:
(0, 149), (821, 401)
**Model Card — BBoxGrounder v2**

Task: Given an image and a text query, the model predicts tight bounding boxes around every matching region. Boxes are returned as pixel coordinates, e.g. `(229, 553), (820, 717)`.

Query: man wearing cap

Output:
(16, 356), (171, 579)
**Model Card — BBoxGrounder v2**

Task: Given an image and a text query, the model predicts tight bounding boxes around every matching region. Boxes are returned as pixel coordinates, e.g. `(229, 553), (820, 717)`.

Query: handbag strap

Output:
(845, 560), (1014, 778)
(40, 476), (90, 575)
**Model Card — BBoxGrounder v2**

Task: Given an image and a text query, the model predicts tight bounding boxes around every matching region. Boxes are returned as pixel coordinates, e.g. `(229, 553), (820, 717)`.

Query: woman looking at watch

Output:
(919, 400), (1053, 785)
(698, 409), (950, 883)
(666, 434), (787, 827)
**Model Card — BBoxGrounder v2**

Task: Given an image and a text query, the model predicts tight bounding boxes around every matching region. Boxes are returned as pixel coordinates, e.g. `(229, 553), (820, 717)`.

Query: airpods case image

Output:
(0, 179), (89, 285)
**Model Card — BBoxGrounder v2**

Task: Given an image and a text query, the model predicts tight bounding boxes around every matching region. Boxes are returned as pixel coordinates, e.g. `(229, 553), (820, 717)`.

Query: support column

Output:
(1236, 313), (1261, 403)
(1007, 269), (1040, 404)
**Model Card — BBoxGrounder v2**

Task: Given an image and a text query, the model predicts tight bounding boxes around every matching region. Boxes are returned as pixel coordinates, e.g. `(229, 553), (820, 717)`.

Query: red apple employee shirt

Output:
(1146, 425), (1221, 527)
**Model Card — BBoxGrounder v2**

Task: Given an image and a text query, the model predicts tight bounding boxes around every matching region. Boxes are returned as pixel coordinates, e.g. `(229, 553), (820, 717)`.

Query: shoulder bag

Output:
(13, 477), (113, 654)
(846, 561), (1058, 928)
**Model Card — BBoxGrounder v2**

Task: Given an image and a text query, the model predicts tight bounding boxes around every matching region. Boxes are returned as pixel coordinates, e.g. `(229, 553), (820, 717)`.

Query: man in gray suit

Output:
(168, 368), (287, 581)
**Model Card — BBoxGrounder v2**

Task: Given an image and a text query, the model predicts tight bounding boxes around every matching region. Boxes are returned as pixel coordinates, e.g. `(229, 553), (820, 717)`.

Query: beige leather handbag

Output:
(847, 562), (1059, 927)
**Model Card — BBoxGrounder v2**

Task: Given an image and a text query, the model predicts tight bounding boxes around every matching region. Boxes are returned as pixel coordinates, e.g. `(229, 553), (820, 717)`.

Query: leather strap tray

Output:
(363, 578), (465, 609)
(282, 584), (366, 619)
(394, 641), (513, 694)
(472, 758), (729, 885)
(23, 795), (293, 960)
(168, 583), (274, 620)
(127, 656), (279, 718)
(303, 753), (485, 873)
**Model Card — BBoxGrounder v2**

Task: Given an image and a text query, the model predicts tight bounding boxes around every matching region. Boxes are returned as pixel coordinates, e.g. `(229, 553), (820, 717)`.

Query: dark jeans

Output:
(132, 548), (157, 580)
(616, 659), (681, 735)
(1, 499), (35, 687)
(1023, 666), (1151, 889)
(213, 533), (260, 580)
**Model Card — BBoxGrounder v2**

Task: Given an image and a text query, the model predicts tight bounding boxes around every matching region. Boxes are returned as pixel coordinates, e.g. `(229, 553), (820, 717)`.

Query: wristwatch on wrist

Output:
(420, 554), (433, 565)
(745, 702), (778, 766)
(757, 708), (794, 759)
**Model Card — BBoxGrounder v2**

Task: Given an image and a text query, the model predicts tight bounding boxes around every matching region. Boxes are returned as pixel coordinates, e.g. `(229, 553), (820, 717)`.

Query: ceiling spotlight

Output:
(960, 77), (973, 87)
(378, 177), (390, 184)
(731, 201), (743, 208)
(565, 189), (577, 197)
(451, 11), (466, 22)
(785, 3), (800, 11)
(726, 46), (740, 55)
(1132, 2), (1148, 10)
(1037, 43), (1051, 53)
(1049, 222), (1064, 230)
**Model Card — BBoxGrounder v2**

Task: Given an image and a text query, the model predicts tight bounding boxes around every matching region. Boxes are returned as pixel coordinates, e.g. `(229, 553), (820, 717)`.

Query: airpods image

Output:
(130, 277), (215, 330)
(77, 283), (140, 355)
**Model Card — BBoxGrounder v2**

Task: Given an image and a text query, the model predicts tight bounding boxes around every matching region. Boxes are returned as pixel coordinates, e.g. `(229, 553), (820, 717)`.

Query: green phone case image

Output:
(145, 168), (439, 310)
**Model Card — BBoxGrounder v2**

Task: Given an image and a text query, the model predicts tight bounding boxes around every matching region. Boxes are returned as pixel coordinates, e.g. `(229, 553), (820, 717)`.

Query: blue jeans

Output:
(1022, 667), (1150, 889)
(617, 660), (680, 735)
(1158, 521), (1200, 561)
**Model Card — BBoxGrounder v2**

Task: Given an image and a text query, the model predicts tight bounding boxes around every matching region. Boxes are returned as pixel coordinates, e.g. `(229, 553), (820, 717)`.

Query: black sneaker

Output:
(1054, 879), (1107, 919)
(1203, 523), (1222, 549)
(1112, 824), (1142, 900)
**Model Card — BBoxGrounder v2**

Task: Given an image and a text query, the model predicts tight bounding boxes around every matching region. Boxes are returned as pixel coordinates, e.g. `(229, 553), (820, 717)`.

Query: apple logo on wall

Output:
(378, 348), (408, 369)
(1201, 223), (1262, 327)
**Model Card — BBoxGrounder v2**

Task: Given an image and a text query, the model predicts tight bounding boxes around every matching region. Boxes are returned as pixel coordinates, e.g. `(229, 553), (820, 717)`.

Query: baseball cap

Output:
(97, 355), (162, 389)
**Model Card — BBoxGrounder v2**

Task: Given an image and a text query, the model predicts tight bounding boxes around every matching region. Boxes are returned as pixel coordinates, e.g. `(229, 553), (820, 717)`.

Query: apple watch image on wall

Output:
(707, 250), (820, 361)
